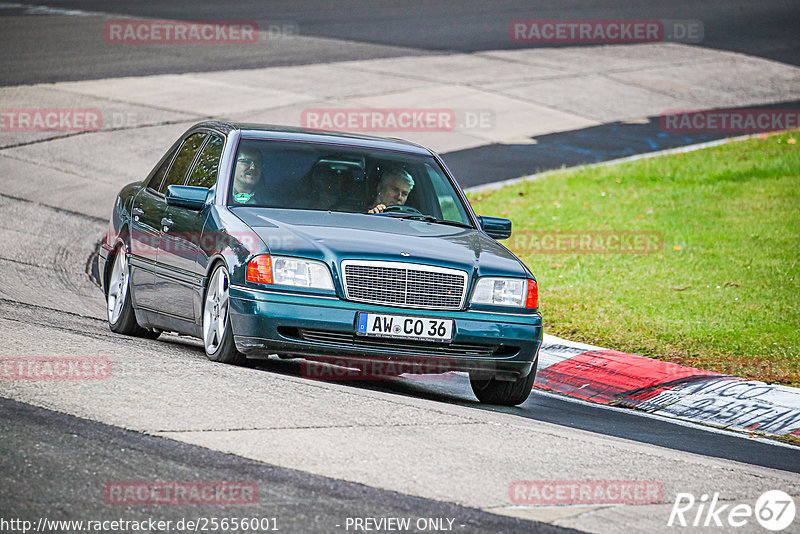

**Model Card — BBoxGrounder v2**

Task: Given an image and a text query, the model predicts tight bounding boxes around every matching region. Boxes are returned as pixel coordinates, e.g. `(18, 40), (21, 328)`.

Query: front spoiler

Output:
(229, 285), (542, 379)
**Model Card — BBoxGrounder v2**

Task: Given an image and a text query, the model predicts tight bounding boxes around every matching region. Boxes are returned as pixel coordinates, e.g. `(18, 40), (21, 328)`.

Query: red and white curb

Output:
(536, 334), (800, 441)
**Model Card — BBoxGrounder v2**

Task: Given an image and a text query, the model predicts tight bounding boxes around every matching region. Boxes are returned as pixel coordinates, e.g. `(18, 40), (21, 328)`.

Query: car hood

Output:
(232, 208), (530, 278)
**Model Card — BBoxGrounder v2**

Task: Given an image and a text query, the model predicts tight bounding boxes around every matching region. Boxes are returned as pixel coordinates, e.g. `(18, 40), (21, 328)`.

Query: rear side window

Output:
(158, 132), (207, 194)
(146, 147), (177, 191)
(187, 134), (224, 188)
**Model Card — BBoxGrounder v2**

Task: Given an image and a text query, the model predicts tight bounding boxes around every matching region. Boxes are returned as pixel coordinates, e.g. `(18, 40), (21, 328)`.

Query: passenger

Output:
(231, 148), (263, 204)
(367, 168), (414, 214)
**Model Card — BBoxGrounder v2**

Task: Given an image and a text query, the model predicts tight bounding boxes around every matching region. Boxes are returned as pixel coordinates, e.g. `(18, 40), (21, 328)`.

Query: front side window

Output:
(158, 132), (207, 194)
(227, 139), (472, 226)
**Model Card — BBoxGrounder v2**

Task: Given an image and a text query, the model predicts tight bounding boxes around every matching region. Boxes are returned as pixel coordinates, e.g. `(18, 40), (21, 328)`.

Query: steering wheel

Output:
(380, 205), (423, 215)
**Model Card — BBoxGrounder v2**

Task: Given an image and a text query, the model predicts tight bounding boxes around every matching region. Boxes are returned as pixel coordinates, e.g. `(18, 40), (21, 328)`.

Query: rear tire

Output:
(106, 248), (160, 339)
(470, 360), (538, 406)
(203, 264), (245, 365)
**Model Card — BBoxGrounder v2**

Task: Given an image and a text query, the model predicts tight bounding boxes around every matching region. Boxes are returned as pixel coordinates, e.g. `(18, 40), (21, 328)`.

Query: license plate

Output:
(357, 313), (453, 342)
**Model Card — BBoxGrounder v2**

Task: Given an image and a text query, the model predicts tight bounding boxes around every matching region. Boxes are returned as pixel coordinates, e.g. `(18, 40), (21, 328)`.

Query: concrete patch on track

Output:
(1, 123), (195, 196)
(3, 396), (575, 534)
(0, 193), (105, 316)
(3, 42), (799, 157)
(0, 85), (197, 148)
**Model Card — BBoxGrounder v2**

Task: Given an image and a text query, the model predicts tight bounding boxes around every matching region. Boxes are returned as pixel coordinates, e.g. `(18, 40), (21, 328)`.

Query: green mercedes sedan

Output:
(99, 121), (542, 405)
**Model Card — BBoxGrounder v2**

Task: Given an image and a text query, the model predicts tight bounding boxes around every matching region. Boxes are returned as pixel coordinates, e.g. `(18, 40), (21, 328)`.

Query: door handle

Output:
(132, 207), (144, 215)
(161, 218), (173, 226)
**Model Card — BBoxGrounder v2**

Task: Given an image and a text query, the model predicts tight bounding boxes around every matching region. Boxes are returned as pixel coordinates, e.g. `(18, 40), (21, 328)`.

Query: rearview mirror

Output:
(477, 215), (512, 240)
(166, 185), (209, 210)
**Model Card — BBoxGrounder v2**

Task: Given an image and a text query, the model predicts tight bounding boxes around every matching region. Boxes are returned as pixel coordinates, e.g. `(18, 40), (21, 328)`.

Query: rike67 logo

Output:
(669, 490), (796, 531)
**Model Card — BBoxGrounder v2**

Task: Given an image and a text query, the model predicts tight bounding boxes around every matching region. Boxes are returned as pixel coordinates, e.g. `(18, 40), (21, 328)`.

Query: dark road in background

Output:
(1, 0), (798, 85)
(444, 99), (800, 187)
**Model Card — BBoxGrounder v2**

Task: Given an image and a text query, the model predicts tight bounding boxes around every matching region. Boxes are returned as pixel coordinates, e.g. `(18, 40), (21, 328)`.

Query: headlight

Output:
(471, 277), (538, 308)
(246, 255), (334, 291)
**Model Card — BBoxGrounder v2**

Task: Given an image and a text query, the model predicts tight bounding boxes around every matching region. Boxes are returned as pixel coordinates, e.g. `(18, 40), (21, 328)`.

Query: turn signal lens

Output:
(246, 255), (273, 285)
(525, 278), (538, 309)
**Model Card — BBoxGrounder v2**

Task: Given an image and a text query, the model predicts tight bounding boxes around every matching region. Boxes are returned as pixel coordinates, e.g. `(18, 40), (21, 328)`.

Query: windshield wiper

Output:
(405, 214), (473, 229)
(373, 211), (472, 229)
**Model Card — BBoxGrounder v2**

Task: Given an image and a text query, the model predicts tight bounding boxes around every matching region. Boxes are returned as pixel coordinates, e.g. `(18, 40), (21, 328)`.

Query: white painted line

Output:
(0, 2), (94, 16)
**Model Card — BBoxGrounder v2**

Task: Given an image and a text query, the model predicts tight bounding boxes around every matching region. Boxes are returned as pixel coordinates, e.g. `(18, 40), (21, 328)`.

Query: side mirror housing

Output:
(477, 215), (512, 240)
(166, 185), (210, 210)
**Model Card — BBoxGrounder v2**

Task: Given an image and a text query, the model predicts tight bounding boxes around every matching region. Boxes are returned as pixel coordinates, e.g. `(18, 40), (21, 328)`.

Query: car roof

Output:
(193, 120), (434, 156)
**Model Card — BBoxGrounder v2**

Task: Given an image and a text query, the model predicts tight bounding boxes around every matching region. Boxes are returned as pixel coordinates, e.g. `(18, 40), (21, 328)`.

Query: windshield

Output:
(228, 139), (473, 226)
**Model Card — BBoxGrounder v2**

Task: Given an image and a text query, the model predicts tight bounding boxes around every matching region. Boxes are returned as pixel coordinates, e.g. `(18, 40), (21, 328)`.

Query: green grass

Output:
(468, 132), (800, 385)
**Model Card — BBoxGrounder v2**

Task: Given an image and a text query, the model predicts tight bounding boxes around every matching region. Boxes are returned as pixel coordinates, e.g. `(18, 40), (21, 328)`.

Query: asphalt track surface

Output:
(1, 0), (799, 85)
(2, 2), (800, 532)
(244, 358), (800, 475)
(1, 292), (798, 531)
(1, 397), (577, 534)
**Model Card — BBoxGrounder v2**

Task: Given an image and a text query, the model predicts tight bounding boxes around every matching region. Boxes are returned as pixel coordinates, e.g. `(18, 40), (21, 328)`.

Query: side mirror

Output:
(477, 215), (512, 240)
(166, 185), (210, 211)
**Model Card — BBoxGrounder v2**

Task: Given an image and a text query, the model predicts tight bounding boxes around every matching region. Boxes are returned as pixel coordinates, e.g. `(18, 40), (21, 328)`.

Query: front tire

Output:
(107, 248), (160, 339)
(203, 264), (245, 365)
(470, 360), (538, 406)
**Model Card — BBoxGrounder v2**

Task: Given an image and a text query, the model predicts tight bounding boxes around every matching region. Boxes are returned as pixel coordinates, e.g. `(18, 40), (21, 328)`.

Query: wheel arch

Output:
(104, 231), (129, 298)
(202, 254), (233, 302)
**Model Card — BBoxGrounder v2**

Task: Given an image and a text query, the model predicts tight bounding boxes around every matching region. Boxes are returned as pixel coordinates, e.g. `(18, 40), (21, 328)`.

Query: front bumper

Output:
(229, 285), (542, 378)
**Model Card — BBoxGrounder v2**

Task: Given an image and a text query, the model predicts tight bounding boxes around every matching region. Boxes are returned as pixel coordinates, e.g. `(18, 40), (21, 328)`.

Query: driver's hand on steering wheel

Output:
(368, 204), (386, 214)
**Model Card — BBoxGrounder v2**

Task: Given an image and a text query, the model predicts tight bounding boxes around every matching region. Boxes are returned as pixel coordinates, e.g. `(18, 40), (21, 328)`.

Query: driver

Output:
(367, 168), (414, 214)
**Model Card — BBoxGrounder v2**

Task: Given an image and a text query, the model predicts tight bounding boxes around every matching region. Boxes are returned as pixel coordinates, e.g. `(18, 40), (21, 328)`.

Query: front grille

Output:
(342, 260), (467, 310)
(295, 328), (506, 357)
